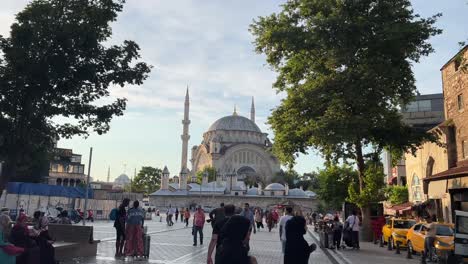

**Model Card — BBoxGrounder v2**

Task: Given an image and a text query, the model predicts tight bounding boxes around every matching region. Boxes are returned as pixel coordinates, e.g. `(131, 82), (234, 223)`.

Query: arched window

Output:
(426, 156), (435, 177)
(56, 178), (62, 186)
(412, 174), (422, 201)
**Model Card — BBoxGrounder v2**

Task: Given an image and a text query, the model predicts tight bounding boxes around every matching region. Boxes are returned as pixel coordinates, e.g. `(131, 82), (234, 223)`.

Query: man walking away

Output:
(345, 210), (360, 249)
(423, 216), (436, 262)
(209, 203), (225, 228)
(184, 208), (191, 227)
(167, 206), (175, 226)
(279, 207), (294, 254)
(175, 208), (179, 222)
(125, 200), (145, 259)
(114, 198), (130, 257)
(193, 206), (205, 246)
(207, 204), (236, 264)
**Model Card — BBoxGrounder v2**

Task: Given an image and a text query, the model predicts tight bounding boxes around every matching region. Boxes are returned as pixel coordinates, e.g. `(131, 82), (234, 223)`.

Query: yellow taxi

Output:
(406, 222), (454, 260)
(382, 218), (416, 249)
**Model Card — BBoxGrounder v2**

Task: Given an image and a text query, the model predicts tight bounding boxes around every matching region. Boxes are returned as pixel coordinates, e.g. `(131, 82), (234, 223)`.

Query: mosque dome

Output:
(288, 188), (307, 197)
(114, 174), (131, 185)
(264, 183), (285, 191)
(208, 115), (261, 133)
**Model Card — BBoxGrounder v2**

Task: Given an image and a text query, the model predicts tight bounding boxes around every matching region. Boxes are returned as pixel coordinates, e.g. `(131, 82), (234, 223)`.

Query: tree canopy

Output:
(195, 166), (216, 184)
(129, 166), (162, 195)
(317, 165), (357, 210)
(0, 0), (151, 186)
(250, 0), (441, 239)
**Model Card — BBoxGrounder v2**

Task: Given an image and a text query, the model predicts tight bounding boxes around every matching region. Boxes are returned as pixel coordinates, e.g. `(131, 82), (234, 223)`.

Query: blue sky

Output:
(1, 1), (467, 181)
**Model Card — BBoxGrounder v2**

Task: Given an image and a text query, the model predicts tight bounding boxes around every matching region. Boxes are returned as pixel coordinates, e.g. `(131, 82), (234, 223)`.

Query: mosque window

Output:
(271, 191), (274, 196)
(412, 174), (422, 202)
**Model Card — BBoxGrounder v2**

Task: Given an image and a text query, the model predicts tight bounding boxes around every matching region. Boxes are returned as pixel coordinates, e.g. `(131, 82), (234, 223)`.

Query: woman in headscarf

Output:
(215, 215), (258, 264)
(0, 213), (12, 242)
(10, 213), (40, 264)
(284, 216), (317, 264)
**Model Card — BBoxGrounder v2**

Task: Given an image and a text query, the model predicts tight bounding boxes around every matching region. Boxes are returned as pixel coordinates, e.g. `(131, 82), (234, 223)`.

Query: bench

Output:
(48, 224), (100, 260)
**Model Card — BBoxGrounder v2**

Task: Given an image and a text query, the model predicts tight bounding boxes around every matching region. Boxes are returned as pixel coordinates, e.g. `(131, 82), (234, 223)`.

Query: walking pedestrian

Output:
(284, 216), (316, 264)
(423, 216), (436, 262)
(312, 212), (317, 226)
(272, 210), (279, 227)
(239, 203), (255, 251)
(209, 203), (225, 228)
(175, 208), (179, 222)
(279, 207), (294, 253)
(114, 198), (130, 257)
(193, 206), (205, 246)
(207, 204), (236, 264)
(345, 210), (360, 249)
(215, 215), (258, 264)
(167, 205), (175, 226)
(332, 216), (343, 249)
(184, 208), (191, 227)
(254, 208), (264, 230)
(124, 200), (145, 259)
(266, 210), (274, 232)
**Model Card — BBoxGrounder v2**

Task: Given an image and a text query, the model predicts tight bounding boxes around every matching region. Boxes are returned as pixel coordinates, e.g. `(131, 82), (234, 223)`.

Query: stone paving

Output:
(62, 219), (332, 264)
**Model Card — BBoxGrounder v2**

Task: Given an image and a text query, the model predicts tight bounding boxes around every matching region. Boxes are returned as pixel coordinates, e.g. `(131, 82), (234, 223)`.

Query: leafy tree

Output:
(347, 161), (386, 208)
(385, 185), (409, 205)
(271, 169), (300, 187)
(250, 0), (441, 239)
(129, 166), (162, 195)
(317, 165), (358, 210)
(0, 0), (151, 192)
(195, 166), (216, 184)
(300, 172), (320, 190)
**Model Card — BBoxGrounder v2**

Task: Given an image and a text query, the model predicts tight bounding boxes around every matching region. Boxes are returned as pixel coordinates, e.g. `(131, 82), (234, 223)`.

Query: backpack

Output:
(109, 208), (118, 220)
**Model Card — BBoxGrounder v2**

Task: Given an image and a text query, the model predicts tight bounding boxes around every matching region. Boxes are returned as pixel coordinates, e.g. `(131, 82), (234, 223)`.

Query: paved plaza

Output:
(61, 218), (332, 264)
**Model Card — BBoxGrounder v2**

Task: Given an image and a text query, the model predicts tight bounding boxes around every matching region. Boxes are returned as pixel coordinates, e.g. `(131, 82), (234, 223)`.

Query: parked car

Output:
(382, 217), (416, 249)
(407, 222), (454, 262)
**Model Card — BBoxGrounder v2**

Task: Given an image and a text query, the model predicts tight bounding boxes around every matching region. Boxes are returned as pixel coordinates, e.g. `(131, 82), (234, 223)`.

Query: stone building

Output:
(405, 46), (468, 223)
(48, 147), (86, 187)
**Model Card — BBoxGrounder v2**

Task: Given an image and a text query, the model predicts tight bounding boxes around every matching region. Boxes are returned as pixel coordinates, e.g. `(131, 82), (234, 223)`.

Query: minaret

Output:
(181, 87), (190, 172)
(250, 96), (255, 123)
(106, 166), (110, 183)
(161, 166), (170, 190)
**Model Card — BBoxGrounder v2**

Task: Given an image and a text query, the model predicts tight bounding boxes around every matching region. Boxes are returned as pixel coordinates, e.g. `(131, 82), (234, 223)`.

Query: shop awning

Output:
(423, 165), (468, 182)
(384, 202), (413, 216)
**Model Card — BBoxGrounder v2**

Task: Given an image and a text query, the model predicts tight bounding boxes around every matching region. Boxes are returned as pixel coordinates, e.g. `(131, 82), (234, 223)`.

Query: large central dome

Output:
(208, 114), (262, 133)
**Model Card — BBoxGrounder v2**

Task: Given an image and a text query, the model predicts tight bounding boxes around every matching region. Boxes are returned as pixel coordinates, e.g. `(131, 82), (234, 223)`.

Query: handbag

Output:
(0, 244), (25, 256)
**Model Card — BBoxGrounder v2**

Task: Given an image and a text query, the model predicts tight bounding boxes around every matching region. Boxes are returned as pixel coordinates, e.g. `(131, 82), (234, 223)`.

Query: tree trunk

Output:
(355, 139), (372, 241)
(360, 206), (373, 242)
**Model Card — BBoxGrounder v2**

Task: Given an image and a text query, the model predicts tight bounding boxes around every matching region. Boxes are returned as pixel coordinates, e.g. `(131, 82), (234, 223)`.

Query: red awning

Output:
(384, 202), (413, 216)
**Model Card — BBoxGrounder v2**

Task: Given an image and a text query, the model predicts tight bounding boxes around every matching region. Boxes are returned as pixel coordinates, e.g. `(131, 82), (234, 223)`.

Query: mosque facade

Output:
(150, 89), (317, 210)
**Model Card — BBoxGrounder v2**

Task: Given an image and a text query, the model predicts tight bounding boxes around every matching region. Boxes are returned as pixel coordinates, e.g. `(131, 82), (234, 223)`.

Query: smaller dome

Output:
(114, 174), (130, 185)
(265, 183), (285, 191)
(246, 187), (258, 195)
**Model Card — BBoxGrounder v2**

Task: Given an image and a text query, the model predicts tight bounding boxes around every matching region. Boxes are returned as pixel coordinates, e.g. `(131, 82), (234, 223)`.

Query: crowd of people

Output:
(0, 207), (59, 264)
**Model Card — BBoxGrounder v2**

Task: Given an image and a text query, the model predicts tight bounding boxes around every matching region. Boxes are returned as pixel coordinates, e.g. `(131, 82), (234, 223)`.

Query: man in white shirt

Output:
(279, 207), (294, 253)
(423, 216), (437, 261)
(345, 210), (360, 249)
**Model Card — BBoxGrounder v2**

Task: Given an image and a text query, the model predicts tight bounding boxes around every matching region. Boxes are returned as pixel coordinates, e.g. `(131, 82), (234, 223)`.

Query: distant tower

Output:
(162, 166), (170, 190)
(106, 166), (110, 183)
(179, 167), (188, 190)
(181, 87), (190, 173)
(250, 97), (255, 123)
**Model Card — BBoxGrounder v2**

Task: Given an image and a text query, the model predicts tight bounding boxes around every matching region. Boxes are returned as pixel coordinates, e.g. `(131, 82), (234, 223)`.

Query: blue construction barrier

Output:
(6, 182), (93, 198)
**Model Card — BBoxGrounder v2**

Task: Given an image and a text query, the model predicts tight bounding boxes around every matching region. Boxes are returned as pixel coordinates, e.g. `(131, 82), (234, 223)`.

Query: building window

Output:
(412, 174), (422, 202)
(458, 94), (464, 111)
(404, 100), (432, 112)
(463, 141), (468, 159)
